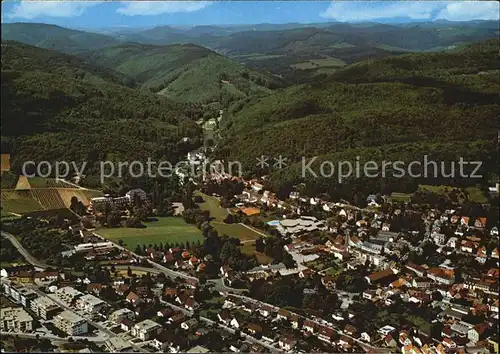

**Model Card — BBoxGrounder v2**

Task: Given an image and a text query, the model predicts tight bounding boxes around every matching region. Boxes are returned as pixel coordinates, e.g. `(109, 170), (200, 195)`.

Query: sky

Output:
(1, 1), (499, 28)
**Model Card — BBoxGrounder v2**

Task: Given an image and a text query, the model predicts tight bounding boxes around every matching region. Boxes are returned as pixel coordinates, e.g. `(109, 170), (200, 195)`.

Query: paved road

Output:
(91, 231), (198, 281)
(0, 331), (105, 343)
(1, 231), (48, 269)
(227, 293), (386, 352)
(159, 299), (278, 352)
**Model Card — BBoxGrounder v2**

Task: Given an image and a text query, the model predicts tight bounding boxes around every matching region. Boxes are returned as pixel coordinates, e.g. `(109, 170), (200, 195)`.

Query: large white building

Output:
(76, 294), (107, 314)
(54, 310), (88, 336)
(277, 216), (327, 236)
(0, 307), (33, 332)
(55, 286), (83, 305)
(132, 319), (162, 341)
(109, 308), (135, 324)
(31, 296), (61, 320)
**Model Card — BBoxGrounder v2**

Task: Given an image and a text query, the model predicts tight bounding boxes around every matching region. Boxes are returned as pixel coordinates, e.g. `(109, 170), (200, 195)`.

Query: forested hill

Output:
(81, 42), (278, 104)
(1, 22), (120, 54)
(217, 39), (499, 198)
(1, 41), (202, 172)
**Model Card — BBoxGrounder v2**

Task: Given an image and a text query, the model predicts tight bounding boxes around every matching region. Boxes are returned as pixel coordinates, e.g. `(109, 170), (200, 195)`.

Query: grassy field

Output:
(211, 222), (262, 242)
(1, 197), (45, 214)
(97, 217), (203, 251)
(418, 184), (488, 204)
(196, 192), (228, 221)
(241, 242), (272, 264)
(196, 191), (267, 262)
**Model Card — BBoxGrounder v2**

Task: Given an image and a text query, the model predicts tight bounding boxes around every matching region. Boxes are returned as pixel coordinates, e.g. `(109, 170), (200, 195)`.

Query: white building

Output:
(109, 308), (135, 324)
(54, 310), (88, 336)
(0, 307), (33, 332)
(76, 294), (107, 314)
(31, 296), (61, 320)
(277, 216), (327, 236)
(55, 286), (83, 305)
(132, 319), (162, 341)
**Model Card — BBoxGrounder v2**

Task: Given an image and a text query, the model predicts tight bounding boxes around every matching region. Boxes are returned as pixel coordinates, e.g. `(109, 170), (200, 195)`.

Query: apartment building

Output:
(0, 307), (33, 332)
(76, 294), (106, 314)
(132, 319), (162, 341)
(55, 286), (83, 305)
(109, 308), (135, 324)
(54, 310), (88, 336)
(31, 296), (61, 320)
(19, 288), (38, 308)
(105, 336), (133, 352)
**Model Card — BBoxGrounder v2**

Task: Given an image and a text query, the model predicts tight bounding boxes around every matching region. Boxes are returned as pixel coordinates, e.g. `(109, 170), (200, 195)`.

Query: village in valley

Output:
(1, 2), (499, 353)
(1, 144), (499, 353)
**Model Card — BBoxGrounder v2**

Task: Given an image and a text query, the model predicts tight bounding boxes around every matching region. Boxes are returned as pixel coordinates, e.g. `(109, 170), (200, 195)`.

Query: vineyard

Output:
(58, 189), (103, 208)
(25, 177), (79, 189)
(1, 188), (103, 215)
(0, 190), (45, 214)
(31, 189), (67, 210)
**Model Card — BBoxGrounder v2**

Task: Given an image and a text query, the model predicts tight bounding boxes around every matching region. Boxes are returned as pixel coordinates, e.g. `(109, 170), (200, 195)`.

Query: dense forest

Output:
(81, 42), (278, 103)
(217, 39), (499, 198)
(1, 41), (203, 173)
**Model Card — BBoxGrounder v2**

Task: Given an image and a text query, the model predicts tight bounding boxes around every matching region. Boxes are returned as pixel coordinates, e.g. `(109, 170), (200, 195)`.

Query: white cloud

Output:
(437, 1), (499, 21)
(116, 1), (212, 16)
(7, 1), (100, 19)
(321, 1), (499, 22)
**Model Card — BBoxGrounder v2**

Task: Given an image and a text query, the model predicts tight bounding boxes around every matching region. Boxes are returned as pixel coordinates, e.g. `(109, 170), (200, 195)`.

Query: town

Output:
(1, 161), (499, 353)
(1, 2), (499, 353)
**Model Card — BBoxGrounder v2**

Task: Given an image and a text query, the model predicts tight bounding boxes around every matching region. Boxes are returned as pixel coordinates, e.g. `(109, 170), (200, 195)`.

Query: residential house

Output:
(245, 323), (263, 336)
(181, 318), (199, 331)
(217, 310), (232, 325)
(230, 317), (241, 329)
(126, 291), (143, 306)
(109, 308), (135, 324)
(258, 305), (273, 318)
(278, 336), (297, 351)
(303, 320), (315, 334)
(132, 319), (162, 341)
(344, 324), (357, 336)
(318, 326), (335, 342)
(468, 323), (490, 344)
(361, 332), (371, 343)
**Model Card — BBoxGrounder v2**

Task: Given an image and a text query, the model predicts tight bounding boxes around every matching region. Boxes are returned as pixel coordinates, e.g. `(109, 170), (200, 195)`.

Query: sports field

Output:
(97, 217), (204, 251)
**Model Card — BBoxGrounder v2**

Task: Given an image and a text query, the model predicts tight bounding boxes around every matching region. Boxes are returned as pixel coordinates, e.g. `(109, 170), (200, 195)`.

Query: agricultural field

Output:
(97, 217), (204, 251)
(0, 190), (45, 213)
(31, 189), (67, 210)
(26, 177), (78, 189)
(58, 189), (103, 207)
(417, 184), (489, 204)
(290, 57), (346, 70)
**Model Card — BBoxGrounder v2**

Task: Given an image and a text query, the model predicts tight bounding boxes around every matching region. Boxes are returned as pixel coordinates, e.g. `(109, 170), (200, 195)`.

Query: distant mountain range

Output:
(2, 21), (498, 83)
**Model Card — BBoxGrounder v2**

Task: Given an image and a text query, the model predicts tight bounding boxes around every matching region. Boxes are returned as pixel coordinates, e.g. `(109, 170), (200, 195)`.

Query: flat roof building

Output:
(54, 310), (88, 336)
(0, 307), (33, 332)
(31, 296), (61, 320)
